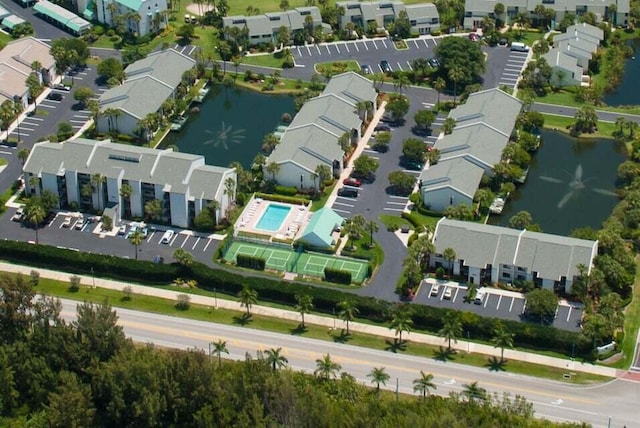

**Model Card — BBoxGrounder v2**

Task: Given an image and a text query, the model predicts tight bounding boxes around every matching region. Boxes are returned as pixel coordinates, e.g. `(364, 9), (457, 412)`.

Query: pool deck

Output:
(235, 197), (311, 241)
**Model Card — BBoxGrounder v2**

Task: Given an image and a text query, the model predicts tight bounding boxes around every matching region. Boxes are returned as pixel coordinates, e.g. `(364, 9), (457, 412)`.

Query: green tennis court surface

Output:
(223, 241), (368, 283)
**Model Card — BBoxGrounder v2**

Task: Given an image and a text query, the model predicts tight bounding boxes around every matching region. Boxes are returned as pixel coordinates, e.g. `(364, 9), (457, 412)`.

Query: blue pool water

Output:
(255, 204), (291, 232)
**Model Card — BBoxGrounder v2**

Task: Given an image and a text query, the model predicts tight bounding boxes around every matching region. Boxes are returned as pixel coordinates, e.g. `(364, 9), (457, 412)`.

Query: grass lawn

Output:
(0, 158), (7, 166)
(606, 257), (640, 369)
(311, 180), (337, 212)
(533, 89), (640, 115)
(509, 29), (544, 46)
(31, 274), (607, 384)
(314, 60), (360, 76)
(406, 210), (441, 230)
(232, 74), (307, 94)
(241, 53), (286, 69)
(379, 214), (415, 231)
(541, 114), (617, 139)
(342, 235), (384, 265)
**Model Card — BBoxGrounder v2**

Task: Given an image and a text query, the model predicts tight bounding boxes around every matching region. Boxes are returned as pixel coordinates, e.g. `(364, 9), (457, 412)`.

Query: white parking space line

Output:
(396, 62), (403, 71)
(452, 288), (460, 302)
(146, 231), (156, 243)
(316, 45), (321, 55)
(332, 208), (351, 214)
(169, 234), (179, 246)
(202, 237), (212, 252)
(333, 201), (354, 207)
(383, 207), (404, 212)
(440, 288), (446, 301)
(18, 126), (35, 131)
(389, 195), (408, 199)
(363, 40), (369, 50)
(344, 43), (349, 53)
(69, 120), (87, 124)
(43, 99), (61, 103)
(432, 37), (438, 46)
(0, 150), (13, 155)
(502, 72), (521, 77)
(402, 169), (421, 174)
(335, 44), (340, 54)
(406, 61), (413, 70)
(509, 297), (515, 312)
(306, 46), (311, 55)
(496, 295), (502, 310)
(325, 44), (330, 54)
(381, 39), (388, 48)
(180, 235), (189, 248)
(188, 46), (197, 55)
(26, 116), (44, 121)
(566, 306), (572, 322)
(12, 132), (29, 136)
(353, 41), (359, 52)
(387, 201), (407, 206)
(372, 39), (378, 49)
(191, 236), (200, 250)
(378, 64), (384, 72)
(413, 39), (419, 49)
(484, 294), (490, 308)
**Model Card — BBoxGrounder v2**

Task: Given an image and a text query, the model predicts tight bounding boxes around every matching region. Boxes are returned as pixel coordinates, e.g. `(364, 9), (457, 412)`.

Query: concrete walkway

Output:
(0, 261), (619, 378)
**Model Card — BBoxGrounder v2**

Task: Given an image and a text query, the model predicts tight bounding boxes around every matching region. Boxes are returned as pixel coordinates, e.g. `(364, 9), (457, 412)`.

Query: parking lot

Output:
(2, 207), (221, 267)
(414, 279), (583, 332)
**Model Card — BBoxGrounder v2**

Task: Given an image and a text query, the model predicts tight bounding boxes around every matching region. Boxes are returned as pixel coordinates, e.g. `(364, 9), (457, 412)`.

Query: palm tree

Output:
(266, 162), (280, 181)
(367, 367), (390, 391)
(25, 203), (46, 244)
(128, 229), (144, 260)
(211, 339), (228, 367)
(144, 199), (163, 223)
(448, 67), (464, 105)
(491, 323), (514, 362)
(224, 177), (235, 211)
(17, 148), (29, 165)
(462, 381), (487, 403)
(442, 117), (456, 135)
(338, 300), (359, 335)
(442, 247), (456, 277)
(413, 371), (436, 401)
(389, 306), (413, 343)
(237, 285), (258, 318)
(294, 294), (313, 328)
(173, 248), (194, 266)
(433, 77), (446, 105)
(314, 353), (341, 380)
(438, 311), (462, 351)
(119, 182), (132, 201)
(91, 173), (106, 211)
(265, 347), (288, 371)
(365, 219), (379, 247)
(393, 73), (410, 94)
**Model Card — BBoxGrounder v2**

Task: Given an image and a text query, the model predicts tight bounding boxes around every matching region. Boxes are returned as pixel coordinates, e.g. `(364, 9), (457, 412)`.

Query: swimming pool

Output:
(255, 204), (291, 232)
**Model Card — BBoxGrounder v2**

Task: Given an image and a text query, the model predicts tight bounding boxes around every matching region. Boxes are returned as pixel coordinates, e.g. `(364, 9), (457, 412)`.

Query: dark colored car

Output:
(54, 84), (71, 91)
(380, 60), (391, 73)
(46, 92), (63, 101)
(360, 64), (372, 74)
(374, 124), (391, 132)
(405, 160), (424, 171)
(343, 177), (362, 187)
(337, 187), (358, 197)
(428, 57), (439, 68)
(498, 38), (508, 46)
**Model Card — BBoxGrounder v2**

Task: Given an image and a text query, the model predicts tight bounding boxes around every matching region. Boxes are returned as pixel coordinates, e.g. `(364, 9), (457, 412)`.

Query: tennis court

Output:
(223, 240), (369, 283)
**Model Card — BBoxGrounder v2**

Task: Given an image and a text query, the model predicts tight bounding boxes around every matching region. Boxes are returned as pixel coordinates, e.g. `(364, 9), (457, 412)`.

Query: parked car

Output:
(46, 92), (63, 101)
(62, 217), (72, 228)
(468, 33), (480, 42)
(190, 15), (197, 24)
(153, 255), (165, 264)
(498, 38), (508, 47)
(118, 224), (127, 235)
(360, 64), (372, 74)
(140, 227), (149, 238)
(343, 177), (362, 187)
(443, 287), (453, 300)
(54, 84), (71, 91)
(430, 283), (440, 297)
(380, 60), (391, 73)
(11, 208), (23, 222)
(184, 13), (190, 22)
(427, 57), (439, 68)
(374, 124), (391, 132)
(337, 187), (358, 198)
(75, 218), (87, 230)
(405, 160), (424, 171)
(474, 289), (486, 305)
(160, 229), (175, 244)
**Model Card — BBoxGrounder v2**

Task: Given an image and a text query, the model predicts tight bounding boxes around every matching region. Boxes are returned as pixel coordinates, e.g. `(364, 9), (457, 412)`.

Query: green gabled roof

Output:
(300, 208), (343, 248)
(34, 1), (91, 33)
(2, 15), (26, 29)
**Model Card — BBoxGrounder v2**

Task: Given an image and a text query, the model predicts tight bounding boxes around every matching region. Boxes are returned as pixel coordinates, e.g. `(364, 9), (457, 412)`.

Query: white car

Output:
(11, 208), (23, 222)
(160, 230), (174, 244)
(62, 217), (72, 228)
(430, 283), (440, 297)
(118, 224), (127, 235)
(75, 218), (87, 230)
(443, 287), (453, 300)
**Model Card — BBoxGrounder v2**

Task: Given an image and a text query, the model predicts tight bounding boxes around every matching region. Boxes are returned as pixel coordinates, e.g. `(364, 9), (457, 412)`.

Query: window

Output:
(502, 272), (511, 279)
(502, 264), (510, 269)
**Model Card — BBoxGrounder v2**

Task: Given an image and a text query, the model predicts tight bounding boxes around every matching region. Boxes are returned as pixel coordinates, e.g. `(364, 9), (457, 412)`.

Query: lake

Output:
(604, 39), (640, 106)
(489, 130), (626, 235)
(162, 86), (296, 169)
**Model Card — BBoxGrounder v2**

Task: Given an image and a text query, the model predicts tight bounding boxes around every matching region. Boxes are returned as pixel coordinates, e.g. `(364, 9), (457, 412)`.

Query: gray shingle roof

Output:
(432, 218), (598, 281)
(124, 48), (196, 89)
(406, 3), (439, 21)
(420, 158), (485, 199)
(99, 76), (173, 120)
(448, 88), (522, 136)
(223, 7), (322, 36)
(323, 71), (377, 105)
(24, 139), (232, 200)
(543, 49), (583, 77)
(437, 123), (509, 169)
(289, 93), (361, 137)
(565, 23), (604, 41)
(268, 123), (343, 172)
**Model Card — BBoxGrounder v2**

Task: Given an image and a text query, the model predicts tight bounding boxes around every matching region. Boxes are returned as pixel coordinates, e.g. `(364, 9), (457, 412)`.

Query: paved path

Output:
(533, 102), (640, 123)
(0, 261), (617, 378)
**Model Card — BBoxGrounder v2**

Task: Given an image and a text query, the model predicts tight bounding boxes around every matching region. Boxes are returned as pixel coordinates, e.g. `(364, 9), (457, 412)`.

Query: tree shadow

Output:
(486, 356), (507, 372)
(432, 346), (456, 362)
(330, 329), (351, 343)
(289, 324), (307, 335)
(232, 313), (252, 326)
(385, 339), (407, 353)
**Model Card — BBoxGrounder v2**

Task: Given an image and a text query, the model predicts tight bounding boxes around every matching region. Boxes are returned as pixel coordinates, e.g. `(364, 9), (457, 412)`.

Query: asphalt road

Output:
(56, 298), (639, 428)
(0, 0), (71, 41)
(533, 102), (640, 123)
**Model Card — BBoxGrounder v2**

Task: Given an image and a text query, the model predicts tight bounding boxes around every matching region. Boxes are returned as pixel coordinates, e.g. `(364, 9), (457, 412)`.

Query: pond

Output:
(489, 130), (626, 235)
(162, 85), (296, 169)
(604, 39), (640, 106)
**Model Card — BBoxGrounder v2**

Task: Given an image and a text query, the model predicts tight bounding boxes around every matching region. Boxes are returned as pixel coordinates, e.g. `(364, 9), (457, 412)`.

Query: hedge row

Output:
(236, 255), (265, 271)
(255, 192), (308, 205)
(324, 268), (352, 284)
(274, 185), (298, 196)
(0, 241), (590, 357)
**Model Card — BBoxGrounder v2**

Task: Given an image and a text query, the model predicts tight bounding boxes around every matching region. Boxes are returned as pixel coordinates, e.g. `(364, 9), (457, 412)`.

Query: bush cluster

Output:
(0, 241), (590, 357)
(324, 267), (352, 284)
(274, 185), (298, 196)
(255, 192), (308, 205)
(236, 254), (266, 271)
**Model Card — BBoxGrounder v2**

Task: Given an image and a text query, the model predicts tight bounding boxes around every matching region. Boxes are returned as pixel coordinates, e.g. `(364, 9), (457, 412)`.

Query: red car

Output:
(343, 177), (362, 187)
(469, 33), (480, 42)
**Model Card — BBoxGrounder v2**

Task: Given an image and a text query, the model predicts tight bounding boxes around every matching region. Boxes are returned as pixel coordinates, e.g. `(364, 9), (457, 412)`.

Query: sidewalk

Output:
(0, 261), (618, 378)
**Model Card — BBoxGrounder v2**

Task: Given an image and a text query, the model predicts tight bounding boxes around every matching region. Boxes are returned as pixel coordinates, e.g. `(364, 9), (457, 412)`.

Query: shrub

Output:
(69, 275), (81, 292)
(274, 185), (298, 196)
(176, 293), (191, 310)
(435, 267), (445, 279)
(236, 254), (266, 271)
(255, 192), (308, 205)
(324, 267), (352, 284)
